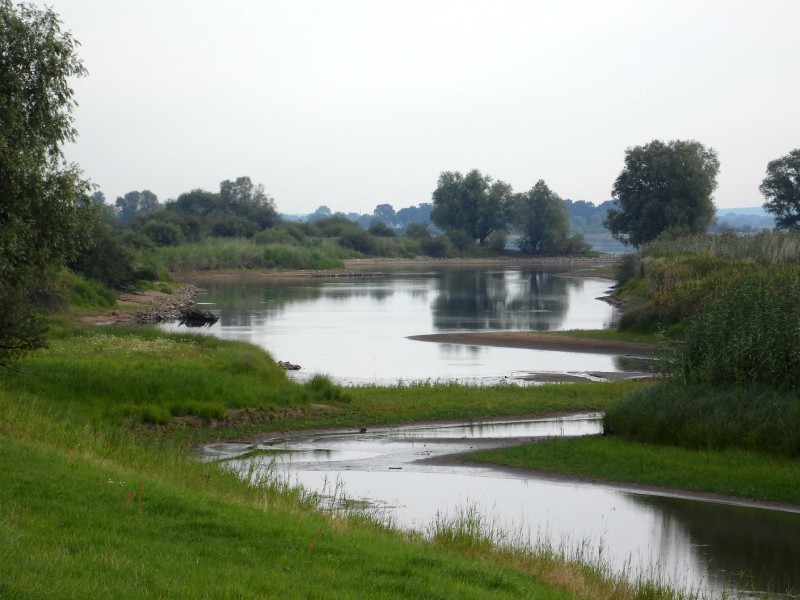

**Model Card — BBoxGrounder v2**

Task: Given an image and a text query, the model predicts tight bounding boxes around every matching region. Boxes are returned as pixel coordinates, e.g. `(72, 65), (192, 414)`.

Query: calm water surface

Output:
(170, 266), (643, 384)
(181, 266), (797, 598)
(204, 416), (800, 599)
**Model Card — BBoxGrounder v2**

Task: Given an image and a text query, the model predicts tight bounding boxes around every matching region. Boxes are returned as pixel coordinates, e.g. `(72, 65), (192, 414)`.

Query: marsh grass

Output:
(642, 230), (800, 264)
(427, 505), (716, 600)
(604, 383), (800, 458)
(157, 238), (345, 272)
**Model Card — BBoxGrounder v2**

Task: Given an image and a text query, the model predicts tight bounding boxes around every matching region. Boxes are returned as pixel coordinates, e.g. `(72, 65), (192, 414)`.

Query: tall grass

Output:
(604, 384), (800, 457)
(640, 229), (800, 264)
(158, 238), (345, 272)
(608, 233), (800, 457)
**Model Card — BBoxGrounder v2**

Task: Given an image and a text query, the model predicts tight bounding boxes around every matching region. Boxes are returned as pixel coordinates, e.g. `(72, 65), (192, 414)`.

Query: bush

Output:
(338, 229), (376, 255)
(142, 220), (185, 247)
(420, 235), (452, 258)
(484, 230), (508, 253)
(446, 229), (475, 253)
(368, 221), (396, 237)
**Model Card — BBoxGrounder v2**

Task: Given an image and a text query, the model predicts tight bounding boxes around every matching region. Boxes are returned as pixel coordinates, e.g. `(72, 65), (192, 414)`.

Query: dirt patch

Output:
(408, 332), (656, 357)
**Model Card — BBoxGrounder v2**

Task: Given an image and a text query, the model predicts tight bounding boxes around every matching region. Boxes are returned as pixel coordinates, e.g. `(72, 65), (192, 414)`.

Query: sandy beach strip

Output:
(407, 332), (656, 357)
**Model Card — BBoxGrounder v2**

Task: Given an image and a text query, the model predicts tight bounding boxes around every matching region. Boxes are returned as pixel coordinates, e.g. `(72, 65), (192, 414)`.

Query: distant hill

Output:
(712, 206), (774, 232)
(716, 206), (769, 217)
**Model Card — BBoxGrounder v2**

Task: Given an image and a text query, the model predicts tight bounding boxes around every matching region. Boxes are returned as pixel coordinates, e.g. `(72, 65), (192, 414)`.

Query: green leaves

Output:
(760, 148), (800, 229)
(606, 139), (719, 247)
(0, 1), (89, 364)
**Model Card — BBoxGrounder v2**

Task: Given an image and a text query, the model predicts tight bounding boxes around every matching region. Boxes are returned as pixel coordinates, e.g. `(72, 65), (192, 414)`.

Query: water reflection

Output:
(206, 417), (800, 598)
(431, 269), (580, 331)
(167, 266), (630, 384)
(630, 494), (800, 594)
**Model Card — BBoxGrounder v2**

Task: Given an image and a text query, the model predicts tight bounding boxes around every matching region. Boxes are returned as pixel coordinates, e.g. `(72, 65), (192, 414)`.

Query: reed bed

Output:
(157, 238), (345, 272)
(640, 229), (800, 264)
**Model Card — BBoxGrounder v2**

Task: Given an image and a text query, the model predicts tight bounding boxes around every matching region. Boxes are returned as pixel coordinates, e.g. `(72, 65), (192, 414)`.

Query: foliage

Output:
(157, 238), (344, 272)
(0, 0), (90, 364)
(115, 189), (159, 225)
(664, 266), (800, 390)
(512, 180), (570, 254)
(141, 219), (185, 246)
(431, 169), (513, 245)
(57, 270), (117, 309)
(68, 208), (160, 289)
(760, 148), (800, 228)
(604, 383), (800, 458)
(605, 140), (719, 247)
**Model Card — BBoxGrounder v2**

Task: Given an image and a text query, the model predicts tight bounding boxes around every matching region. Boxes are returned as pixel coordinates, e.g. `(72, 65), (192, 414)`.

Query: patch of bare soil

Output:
(79, 289), (172, 325)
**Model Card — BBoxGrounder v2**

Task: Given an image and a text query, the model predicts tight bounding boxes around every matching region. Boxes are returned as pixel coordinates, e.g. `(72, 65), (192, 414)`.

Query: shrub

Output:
(338, 229), (376, 255)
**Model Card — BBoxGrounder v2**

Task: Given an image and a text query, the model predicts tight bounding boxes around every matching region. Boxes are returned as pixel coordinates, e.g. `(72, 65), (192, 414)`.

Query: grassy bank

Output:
(467, 436), (800, 506)
(1, 323), (703, 599)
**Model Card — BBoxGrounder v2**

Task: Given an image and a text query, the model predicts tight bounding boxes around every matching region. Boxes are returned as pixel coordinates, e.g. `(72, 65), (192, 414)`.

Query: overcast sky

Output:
(52, 0), (799, 215)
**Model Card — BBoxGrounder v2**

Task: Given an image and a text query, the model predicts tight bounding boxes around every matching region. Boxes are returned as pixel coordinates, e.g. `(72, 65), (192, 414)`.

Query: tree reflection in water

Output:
(431, 268), (582, 331)
(629, 493), (800, 595)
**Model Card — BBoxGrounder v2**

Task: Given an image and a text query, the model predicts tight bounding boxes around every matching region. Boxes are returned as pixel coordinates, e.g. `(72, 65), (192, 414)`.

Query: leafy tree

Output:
(605, 140), (719, 247)
(115, 190), (159, 224)
(512, 180), (571, 254)
(431, 169), (512, 245)
(307, 205), (333, 223)
(219, 176), (279, 229)
(373, 203), (396, 224)
(760, 148), (800, 229)
(395, 203), (434, 229)
(0, 1), (89, 364)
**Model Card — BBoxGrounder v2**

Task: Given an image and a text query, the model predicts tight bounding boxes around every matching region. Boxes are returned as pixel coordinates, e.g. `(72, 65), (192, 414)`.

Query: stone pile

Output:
(132, 285), (217, 325)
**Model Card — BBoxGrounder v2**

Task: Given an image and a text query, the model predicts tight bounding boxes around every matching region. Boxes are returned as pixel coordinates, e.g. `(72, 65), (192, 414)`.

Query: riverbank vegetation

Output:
(476, 230), (800, 510)
(3, 319), (702, 600)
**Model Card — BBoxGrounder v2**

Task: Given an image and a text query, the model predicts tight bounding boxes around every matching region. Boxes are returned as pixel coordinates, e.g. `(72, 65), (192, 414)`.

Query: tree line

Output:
(3, 0), (800, 365)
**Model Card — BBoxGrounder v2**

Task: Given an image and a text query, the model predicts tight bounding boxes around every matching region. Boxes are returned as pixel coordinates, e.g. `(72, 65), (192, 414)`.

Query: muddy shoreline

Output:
(408, 332), (655, 357)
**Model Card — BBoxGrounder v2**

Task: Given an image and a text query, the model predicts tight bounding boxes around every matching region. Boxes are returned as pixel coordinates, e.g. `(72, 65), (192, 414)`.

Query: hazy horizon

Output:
(52, 1), (799, 214)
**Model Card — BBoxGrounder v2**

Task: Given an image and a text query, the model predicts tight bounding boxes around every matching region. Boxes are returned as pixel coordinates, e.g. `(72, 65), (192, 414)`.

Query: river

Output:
(166, 264), (648, 384)
(169, 265), (798, 598)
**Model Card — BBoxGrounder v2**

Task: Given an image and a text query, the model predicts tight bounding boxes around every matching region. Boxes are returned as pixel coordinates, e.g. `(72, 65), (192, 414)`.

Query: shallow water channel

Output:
(203, 415), (800, 599)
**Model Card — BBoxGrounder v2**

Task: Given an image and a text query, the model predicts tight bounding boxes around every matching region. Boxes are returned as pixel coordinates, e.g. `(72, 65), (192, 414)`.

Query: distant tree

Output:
(605, 140), (719, 247)
(760, 149), (800, 229)
(169, 189), (219, 217)
(115, 190), (159, 225)
(307, 205), (333, 223)
(512, 180), (571, 254)
(396, 203), (434, 228)
(90, 191), (106, 206)
(373, 203), (396, 224)
(219, 176), (279, 229)
(431, 170), (512, 245)
(1, 1), (90, 364)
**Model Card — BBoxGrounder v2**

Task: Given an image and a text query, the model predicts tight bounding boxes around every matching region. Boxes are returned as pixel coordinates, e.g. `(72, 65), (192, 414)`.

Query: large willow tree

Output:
(0, 1), (89, 364)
